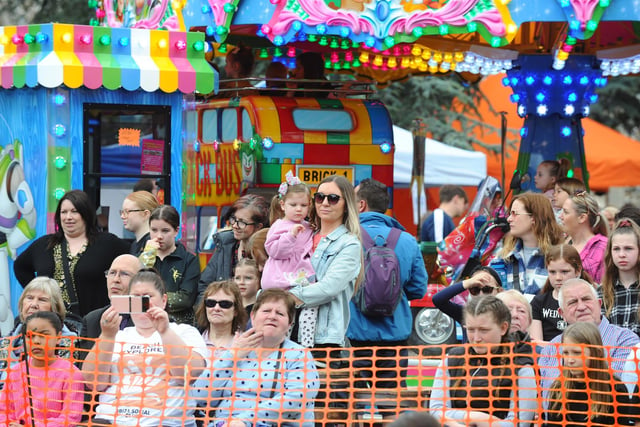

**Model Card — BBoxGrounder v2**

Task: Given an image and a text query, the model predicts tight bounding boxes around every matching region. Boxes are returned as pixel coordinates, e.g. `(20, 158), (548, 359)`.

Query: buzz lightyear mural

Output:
(0, 140), (37, 335)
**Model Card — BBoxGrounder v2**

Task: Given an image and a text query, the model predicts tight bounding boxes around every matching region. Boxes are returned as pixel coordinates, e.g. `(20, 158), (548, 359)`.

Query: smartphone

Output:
(111, 295), (150, 314)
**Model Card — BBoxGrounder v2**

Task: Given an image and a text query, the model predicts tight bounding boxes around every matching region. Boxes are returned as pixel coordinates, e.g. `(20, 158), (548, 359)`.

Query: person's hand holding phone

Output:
(146, 306), (170, 334)
(100, 306), (122, 339)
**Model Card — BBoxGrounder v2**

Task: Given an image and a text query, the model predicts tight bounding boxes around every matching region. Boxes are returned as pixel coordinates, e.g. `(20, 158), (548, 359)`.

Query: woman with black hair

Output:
(14, 190), (129, 317)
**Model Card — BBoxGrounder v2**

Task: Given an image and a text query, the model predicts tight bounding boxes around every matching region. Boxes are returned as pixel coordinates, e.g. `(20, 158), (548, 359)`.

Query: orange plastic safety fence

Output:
(1, 335), (640, 426)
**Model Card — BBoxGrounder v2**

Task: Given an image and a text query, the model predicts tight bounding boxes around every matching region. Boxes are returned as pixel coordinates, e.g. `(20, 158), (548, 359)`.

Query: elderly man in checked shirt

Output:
(538, 278), (639, 405)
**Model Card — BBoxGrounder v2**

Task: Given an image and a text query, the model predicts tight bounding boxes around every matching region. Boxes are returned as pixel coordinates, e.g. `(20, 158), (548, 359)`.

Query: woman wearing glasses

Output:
(120, 190), (159, 256)
(490, 193), (563, 298)
(195, 280), (247, 349)
(432, 266), (503, 342)
(560, 191), (608, 282)
(198, 195), (270, 304)
(288, 175), (363, 350)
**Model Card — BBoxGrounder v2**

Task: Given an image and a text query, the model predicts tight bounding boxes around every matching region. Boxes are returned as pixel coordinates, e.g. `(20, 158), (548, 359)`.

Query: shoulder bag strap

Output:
(511, 257), (521, 293)
(60, 241), (81, 316)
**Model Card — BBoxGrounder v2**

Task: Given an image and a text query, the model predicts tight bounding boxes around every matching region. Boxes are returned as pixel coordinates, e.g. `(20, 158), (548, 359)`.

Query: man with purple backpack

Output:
(347, 179), (427, 409)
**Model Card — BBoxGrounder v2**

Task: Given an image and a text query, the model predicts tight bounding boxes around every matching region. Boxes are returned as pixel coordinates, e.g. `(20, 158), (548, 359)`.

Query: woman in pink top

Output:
(560, 191), (608, 283)
(0, 311), (84, 427)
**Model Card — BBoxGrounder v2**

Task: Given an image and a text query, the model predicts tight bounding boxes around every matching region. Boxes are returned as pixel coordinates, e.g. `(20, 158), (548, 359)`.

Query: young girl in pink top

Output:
(263, 171), (316, 346)
(0, 311), (84, 427)
(263, 171), (315, 289)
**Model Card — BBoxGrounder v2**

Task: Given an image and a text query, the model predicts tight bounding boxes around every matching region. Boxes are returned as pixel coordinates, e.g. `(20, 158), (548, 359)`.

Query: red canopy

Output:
(473, 75), (640, 192)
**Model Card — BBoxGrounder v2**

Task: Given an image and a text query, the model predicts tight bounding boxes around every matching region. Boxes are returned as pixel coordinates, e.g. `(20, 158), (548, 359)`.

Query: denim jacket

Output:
(289, 225), (362, 346)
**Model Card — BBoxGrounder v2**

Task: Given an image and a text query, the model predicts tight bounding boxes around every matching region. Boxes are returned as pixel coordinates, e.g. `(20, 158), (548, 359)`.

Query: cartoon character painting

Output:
(0, 140), (37, 335)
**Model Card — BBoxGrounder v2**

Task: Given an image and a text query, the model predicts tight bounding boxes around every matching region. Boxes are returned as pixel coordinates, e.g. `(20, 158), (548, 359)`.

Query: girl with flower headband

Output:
(263, 171), (316, 346)
(599, 218), (640, 334)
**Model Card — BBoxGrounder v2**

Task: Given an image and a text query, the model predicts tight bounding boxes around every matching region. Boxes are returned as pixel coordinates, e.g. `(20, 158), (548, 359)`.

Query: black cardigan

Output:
(14, 233), (130, 316)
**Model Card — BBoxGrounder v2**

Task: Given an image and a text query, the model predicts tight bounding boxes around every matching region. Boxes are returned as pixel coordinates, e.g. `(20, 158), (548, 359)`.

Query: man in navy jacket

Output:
(347, 178), (427, 393)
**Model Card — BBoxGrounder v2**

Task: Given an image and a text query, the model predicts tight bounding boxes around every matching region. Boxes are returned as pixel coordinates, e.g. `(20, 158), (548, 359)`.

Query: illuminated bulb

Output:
(433, 52), (442, 62)
(401, 57), (410, 68)
(0, 35), (9, 45)
(54, 188), (66, 200)
(421, 50), (430, 60)
(54, 156), (67, 170)
(537, 104), (548, 116)
(387, 57), (397, 68)
(454, 52), (464, 62)
(12, 34), (24, 45)
(411, 46), (421, 56)
(262, 137), (274, 150)
(54, 124), (66, 137)
(61, 32), (72, 44)
(175, 40), (186, 50)
(158, 39), (167, 49)
(517, 105), (527, 117)
(359, 52), (369, 63)
(564, 104), (575, 115)
(373, 55), (383, 66)
(380, 142), (391, 153)
(99, 35), (111, 46)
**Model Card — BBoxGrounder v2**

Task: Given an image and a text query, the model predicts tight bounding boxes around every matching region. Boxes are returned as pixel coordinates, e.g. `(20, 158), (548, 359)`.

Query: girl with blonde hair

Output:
(560, 191), (608, 282)
(121, 190), (160, 255)
(544, 321), (640, 426)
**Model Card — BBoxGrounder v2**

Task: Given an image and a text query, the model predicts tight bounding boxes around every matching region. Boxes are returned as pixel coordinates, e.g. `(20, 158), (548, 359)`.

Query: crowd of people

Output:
(1, 161), (640, 426)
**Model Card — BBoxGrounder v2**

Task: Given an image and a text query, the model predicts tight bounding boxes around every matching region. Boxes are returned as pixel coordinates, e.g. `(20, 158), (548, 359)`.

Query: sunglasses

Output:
(205, 299), (234, 309)
(468, 286), (498, 296)
(314, 192), (341, 205)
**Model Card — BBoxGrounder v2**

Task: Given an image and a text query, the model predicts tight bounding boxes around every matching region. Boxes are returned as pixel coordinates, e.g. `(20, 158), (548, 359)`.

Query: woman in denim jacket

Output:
(289, 175), (363, 349)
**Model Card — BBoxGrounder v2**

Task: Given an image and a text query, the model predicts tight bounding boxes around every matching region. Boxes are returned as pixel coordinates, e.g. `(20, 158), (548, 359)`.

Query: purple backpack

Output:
(354, 227), (402, 317)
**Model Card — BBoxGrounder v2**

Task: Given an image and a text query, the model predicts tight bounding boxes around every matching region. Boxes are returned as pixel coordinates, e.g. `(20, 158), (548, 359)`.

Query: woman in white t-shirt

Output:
(82, 269), (208, 426)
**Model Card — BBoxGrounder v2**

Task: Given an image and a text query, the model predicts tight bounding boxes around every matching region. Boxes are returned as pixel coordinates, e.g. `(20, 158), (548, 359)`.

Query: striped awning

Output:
(0, 23), (217, 94)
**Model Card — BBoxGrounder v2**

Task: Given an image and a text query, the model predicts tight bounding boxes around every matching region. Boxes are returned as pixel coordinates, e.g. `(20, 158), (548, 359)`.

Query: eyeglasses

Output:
(120, 209), (144, 216)
(205, 299), (234, 309)
(468, 286), (498, 296)
(314, 192), (341, 205)
(229, 216), (256, 229)
(105, 270), (133, 279)
(509, 211), (532, 217)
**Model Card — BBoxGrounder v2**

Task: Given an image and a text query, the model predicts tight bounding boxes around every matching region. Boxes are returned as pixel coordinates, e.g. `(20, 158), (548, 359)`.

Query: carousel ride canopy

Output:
(86, 0), (640, 191)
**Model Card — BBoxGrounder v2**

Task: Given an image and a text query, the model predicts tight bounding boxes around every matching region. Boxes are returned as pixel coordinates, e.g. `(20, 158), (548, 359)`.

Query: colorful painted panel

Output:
(0, 23), (216, 94)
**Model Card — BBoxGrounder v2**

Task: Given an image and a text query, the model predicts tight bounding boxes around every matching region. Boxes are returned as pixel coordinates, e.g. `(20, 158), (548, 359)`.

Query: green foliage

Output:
(375, 74), (519, 153)
(0, 0), (90, 26)
(590, 76), (640, 140)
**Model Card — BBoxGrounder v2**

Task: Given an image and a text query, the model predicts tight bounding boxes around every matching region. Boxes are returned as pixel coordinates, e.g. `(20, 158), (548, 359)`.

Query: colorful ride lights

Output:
(561, 126), (572, 137)
(261, 137), (274, 150)
(53, 124), (67, 138)
(53, 156), (67, 170)
(379, 142), (392, 154)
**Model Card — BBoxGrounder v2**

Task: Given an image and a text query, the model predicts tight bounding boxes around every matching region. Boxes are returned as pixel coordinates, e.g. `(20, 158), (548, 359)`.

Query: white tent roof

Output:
(393, 126), (487, 187)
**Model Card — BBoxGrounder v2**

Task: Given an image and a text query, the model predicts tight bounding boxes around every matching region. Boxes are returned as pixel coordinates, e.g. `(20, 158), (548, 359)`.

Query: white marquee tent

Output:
(392, 126), (487, 187)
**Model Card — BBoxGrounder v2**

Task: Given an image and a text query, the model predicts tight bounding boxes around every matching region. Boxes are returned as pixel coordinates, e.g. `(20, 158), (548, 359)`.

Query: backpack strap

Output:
(360, 226), (375, 250)
(385, 227), (402, 250)
(360, 226), (402, 249)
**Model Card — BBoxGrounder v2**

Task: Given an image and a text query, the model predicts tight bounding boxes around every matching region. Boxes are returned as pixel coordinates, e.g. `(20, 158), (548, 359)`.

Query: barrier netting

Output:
(1, 334), (639, 426)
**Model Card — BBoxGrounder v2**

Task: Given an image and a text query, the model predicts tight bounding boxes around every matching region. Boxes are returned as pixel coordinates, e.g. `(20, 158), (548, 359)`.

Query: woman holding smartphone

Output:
(82, 269), (207, 427)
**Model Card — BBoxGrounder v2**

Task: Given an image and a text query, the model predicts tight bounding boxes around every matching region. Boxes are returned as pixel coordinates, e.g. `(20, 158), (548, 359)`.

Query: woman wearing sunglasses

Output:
(288, 175), (363, 350)
(432, 266), (503, 343)
(195, 280), (248, 350)
(197, 194), (270, 304)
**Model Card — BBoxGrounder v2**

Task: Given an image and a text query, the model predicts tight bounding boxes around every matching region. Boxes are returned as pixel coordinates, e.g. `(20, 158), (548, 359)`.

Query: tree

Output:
(590, 76), (640, 140)
(376, 74), (519, 153)
(0, 0), (89, 26)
